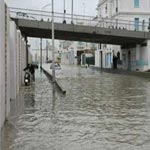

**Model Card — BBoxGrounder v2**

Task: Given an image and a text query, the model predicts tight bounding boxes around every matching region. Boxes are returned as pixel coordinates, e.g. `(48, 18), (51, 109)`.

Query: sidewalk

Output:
(42, 64), (66, 93)
(42, 64), (96, 92)
(91, 66), (150, 79)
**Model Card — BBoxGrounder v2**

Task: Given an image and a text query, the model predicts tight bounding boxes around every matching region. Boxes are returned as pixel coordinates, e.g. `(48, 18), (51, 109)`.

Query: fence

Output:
(9, 7), (150, 32)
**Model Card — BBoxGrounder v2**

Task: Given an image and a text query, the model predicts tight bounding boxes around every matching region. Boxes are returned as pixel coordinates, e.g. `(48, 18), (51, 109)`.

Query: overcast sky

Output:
(6, 0), (98, 16)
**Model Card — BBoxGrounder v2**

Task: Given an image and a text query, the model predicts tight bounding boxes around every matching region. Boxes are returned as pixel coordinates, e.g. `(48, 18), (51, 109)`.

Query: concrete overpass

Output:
(10, 7), (150, 46)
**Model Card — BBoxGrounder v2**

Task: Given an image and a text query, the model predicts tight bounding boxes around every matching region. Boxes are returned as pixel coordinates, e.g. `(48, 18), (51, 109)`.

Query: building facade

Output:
(60, 41), (96, 66)
(96, 0), (150, 71)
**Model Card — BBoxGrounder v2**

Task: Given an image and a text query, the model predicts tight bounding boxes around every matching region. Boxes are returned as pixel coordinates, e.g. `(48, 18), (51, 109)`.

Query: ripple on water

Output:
(3, 67), (150, 150)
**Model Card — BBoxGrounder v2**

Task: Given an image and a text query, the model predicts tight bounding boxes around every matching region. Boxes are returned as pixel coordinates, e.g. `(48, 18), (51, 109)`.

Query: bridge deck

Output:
(12, 18), (150, 46)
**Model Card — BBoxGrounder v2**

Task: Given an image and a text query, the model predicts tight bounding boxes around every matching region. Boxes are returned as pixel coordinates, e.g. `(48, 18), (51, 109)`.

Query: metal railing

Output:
(9, 7), (150, 32)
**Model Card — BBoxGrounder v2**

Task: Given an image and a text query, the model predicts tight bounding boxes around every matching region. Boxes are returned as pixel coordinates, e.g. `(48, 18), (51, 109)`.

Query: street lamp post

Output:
(52, 0), (55, 83)
(41, 3), (51, 63)
(63, 0), (66, 24)
(71, 0), (73, 24)
(46, 40), (48, 63)
(40, 38), (42, 69)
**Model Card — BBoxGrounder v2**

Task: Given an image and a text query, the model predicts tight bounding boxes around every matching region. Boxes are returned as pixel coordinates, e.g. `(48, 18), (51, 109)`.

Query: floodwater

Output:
(1, 65), (150, 150)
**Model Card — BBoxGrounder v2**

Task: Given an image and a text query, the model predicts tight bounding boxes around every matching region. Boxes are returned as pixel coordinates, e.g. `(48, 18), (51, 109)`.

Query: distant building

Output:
(30, 41), (59, 64)
(60, 40), (97, 65)
(96, 0), (150, 71)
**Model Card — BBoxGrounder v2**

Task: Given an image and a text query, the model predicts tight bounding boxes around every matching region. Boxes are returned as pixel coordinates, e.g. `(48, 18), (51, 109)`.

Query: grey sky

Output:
(6, 0), (98, 16)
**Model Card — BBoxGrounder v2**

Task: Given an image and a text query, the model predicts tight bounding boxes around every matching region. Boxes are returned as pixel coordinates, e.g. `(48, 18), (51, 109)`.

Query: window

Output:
(99, 8), (101, 17)
(148, 18), (150, 30)
(142, 20), (145, 31)
(116, 0), (118, 12)
(134, 18), (139, 31)
(134, 0), (139, 8)
(105, 4), (107, 13)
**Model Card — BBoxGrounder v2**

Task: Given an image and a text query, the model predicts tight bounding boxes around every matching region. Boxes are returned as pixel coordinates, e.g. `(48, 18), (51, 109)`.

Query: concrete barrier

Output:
(91, 66), (150, 79)
(0, 0), (5, 129)
(41, 67), (66, 94)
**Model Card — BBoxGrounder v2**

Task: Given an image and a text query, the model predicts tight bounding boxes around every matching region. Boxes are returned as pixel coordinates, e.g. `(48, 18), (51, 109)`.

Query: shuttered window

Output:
(134, 0), (139, 8)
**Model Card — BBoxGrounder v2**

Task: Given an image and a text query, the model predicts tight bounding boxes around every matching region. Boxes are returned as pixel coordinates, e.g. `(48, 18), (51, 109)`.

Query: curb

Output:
(41, 67), (66, 94)
(91, 66), (150, 79)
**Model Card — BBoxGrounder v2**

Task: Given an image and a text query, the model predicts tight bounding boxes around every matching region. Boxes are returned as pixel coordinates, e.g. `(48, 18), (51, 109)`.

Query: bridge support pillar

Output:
(136, 44), (140, 61)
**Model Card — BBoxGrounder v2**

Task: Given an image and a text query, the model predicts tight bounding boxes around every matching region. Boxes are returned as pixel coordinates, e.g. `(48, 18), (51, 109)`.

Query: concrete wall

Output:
(16, 30), (28, 90)
(21, 39), (27, 85)
(16, 33), (27, 86)
(0, 0), (5, 129)
(9, 21), (27, 96)
(9, 21), (17, 100)
(16, 31), (20, 94)
(0, 2), (11, 129)
(5, 4), (10, 120)
(0, 2), (27, 130)
(17, 31), (22, 87)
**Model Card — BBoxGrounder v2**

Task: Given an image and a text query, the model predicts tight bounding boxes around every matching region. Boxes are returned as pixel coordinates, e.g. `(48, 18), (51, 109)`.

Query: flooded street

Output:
(1, 65), (150, 150)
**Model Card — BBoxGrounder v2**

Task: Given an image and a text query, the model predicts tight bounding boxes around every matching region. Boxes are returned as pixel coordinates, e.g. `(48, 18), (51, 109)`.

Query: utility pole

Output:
(71, 0), (73, 24)
(41, 3), (51, 65)
(46, 40), (48, 63)
(63, 0), (66, 23)
(25, 37), (28, 66)
(40, 38), (42, 69)
(52, 0), (55, 83)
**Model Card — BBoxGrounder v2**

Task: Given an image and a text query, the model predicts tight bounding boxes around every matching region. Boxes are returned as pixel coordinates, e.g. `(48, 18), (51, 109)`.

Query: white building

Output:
(96, 0), (150, 71)
(60, 41), (97, 65)
(30, 42), (59, 65)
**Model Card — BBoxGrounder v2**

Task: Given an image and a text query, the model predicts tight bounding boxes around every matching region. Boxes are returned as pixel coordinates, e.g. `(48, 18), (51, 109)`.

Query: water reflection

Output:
(24, 85), (35, 108)
(51, 83), (56, 117)
(0, 89), (25, 150)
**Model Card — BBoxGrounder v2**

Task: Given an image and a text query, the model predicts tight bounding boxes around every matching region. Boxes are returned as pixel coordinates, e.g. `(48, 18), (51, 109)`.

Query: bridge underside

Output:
(13, 18), (149, 46)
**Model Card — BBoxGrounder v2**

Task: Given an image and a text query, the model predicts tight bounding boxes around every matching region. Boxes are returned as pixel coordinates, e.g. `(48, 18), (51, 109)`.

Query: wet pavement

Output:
(1, 65), (150, 150)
